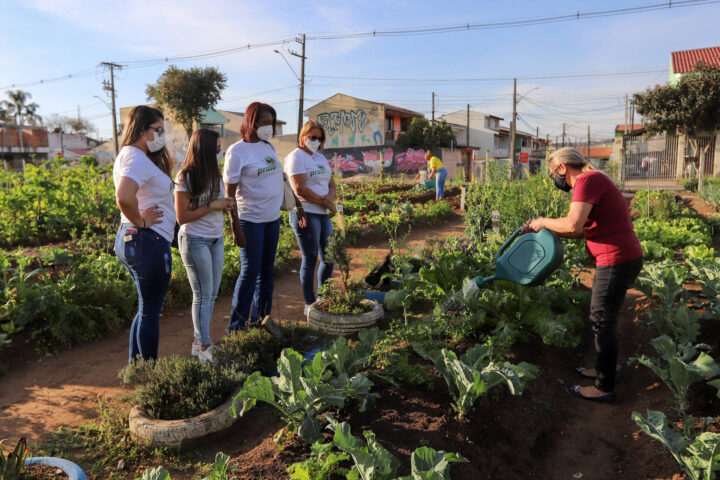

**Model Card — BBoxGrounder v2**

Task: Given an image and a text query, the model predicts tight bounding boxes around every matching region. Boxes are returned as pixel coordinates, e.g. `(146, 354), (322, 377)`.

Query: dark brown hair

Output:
(240, 102), (277, 142)
(120, 105), (173, 176)
(178, 129), (221, 209)
(298, 120), (326, 150)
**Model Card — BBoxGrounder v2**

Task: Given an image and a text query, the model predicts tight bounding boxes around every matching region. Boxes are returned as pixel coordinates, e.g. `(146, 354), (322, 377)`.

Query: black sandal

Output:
(566, 385), (615, 403)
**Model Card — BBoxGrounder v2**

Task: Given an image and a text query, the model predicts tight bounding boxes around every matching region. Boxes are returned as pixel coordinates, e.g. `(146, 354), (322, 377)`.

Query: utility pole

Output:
(623, 93), (628, 135)
(587, 125), (591, 163)
(510, 78), (517, 176)
(101, 62), (122, 156)
(289, 34), (306, 143)
(536, 126), (539, 149)
(562, 123), (566, 148)
(431, 92), (436, 139)
(466, 104), (470, 147)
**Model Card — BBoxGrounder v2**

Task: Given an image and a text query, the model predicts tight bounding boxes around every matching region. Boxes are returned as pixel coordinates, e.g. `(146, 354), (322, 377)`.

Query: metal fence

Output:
(623, 134), (678, 180)
(695, 135), (716, 176)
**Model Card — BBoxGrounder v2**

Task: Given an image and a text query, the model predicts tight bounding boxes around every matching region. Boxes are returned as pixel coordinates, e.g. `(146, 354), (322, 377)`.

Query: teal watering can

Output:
(446, 227), (564, 308)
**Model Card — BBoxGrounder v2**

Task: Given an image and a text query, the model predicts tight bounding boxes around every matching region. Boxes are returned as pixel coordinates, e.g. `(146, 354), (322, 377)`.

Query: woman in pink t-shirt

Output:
(524, 148), (643, 403)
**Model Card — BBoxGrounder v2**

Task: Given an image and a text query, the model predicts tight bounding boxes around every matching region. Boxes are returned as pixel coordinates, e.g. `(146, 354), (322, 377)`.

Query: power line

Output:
(305, 0), (718, 39)
(3, 0), (718, 92)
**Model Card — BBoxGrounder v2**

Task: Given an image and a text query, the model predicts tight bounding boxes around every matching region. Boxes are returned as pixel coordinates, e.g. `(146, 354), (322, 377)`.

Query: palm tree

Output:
(6, 90), (34, 154)
(0, 100), (13, 161)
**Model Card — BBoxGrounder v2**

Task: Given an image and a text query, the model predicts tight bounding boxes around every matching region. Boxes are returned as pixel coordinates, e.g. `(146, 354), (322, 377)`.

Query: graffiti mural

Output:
(316, 109), (383, 148)
(320, 147), (428, 177)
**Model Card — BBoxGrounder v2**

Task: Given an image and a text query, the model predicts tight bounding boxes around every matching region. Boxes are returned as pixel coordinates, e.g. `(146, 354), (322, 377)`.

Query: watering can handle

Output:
(495, 227), (524, 260)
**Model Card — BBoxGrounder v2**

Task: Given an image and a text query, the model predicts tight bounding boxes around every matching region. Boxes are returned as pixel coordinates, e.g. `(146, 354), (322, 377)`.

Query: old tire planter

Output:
(307, 300), (383, 335)
(25, 457), (87, 480)
(129, 389), (240, 447)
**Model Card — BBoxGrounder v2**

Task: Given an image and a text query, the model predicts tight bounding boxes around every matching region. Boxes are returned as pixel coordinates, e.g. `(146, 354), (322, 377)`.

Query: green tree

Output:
(146, 65), (228, 140)
(397, 117), (456, 151)
(5, 90), (41, 153)
(633, 61), (720, 192)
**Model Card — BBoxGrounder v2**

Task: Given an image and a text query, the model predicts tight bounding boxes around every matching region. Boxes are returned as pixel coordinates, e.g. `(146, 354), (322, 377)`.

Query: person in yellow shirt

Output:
(425, 152), (447, 199)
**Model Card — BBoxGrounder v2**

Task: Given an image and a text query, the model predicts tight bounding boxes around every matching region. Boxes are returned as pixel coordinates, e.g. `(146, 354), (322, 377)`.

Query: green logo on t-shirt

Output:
(257, 156), (279, 176)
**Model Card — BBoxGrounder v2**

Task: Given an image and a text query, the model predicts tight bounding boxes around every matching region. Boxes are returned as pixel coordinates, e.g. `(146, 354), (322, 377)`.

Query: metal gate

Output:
(623, 134), (678, 180)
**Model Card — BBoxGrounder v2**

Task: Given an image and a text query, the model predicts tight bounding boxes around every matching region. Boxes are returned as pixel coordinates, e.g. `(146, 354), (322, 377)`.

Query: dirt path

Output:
(539, 271), (684, 480)
(0, 217), (466, 445)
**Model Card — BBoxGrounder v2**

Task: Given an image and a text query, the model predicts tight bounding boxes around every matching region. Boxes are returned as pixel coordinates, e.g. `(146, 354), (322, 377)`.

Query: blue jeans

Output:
(114, 223), (172, 362)
(228, 218), (280, 332)
(290, 210), (334, 305)
(436, 167), (448, 199)
(178, 232), (224, 345)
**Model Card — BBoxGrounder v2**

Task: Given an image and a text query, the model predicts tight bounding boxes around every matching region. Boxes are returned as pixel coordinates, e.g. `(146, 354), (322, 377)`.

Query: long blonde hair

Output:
(548, 147), (596, 173)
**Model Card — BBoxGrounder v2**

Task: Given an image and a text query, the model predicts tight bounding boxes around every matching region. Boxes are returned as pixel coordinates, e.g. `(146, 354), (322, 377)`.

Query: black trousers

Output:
(590, 256), (644, 392)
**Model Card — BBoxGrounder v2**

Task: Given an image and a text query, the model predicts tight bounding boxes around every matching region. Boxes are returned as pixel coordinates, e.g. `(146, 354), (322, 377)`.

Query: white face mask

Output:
(146, 131), (165, 153)
(217, 150), (223, 162)
(306, 139), (321, 153)
(256, 125), (273, 142)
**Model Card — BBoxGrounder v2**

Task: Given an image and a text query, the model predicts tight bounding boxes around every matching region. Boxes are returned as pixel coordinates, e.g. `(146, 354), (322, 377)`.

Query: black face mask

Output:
(554, 173), (572, 192)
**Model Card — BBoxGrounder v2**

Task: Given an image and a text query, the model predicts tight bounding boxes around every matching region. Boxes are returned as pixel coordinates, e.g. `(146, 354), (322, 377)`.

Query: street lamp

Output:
(274, 50), (300, 81)
(274, 35), (306, 142)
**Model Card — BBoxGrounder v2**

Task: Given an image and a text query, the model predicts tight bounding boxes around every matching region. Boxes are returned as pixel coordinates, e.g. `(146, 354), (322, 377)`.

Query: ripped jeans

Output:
(115, 223), (172, 362)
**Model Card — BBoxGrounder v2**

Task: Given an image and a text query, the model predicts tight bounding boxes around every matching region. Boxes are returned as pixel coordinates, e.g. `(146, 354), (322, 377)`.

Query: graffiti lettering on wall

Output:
(316, 109), (383, 148)
(323, 147), (427, 177)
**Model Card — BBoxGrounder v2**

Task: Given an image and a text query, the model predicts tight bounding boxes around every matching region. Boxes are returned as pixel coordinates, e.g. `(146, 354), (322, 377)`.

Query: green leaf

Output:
(231, 372), (274, 417)
(399, 446), (468, 480)
(683, 432), (720, 480)
(384, 288), (411, 310)
(138, 466), (171, 480)
(632, 410), (691, 474)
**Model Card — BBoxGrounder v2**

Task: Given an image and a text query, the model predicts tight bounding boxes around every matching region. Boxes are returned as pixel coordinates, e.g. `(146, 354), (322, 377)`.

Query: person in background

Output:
(523, 147), (643, 403)
(174, 129), (234, 363)
(284, 120), (336, 316)
(426, 152), (447, 199)
(224, 102), (304, 331)
(113, 105), (175, 362)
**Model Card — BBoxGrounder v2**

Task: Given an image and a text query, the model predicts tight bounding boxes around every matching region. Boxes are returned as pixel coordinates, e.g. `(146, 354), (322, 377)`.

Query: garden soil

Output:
(3, 210), (717, 479)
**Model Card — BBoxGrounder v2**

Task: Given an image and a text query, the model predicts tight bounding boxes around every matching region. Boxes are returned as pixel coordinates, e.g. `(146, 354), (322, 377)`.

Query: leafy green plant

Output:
(0, 437), (27, 480)
(685, 245), (715, 261)
(634, 217), (712, 249)
(631, 336), (720, 433)
(633, 410), (720, 480)
(635, 262), (699, 344)
(326, 419), (468, 480)
(231, 345), (377, 446)
(413, 343), (538, 418)
(287, 441), (350, 480)
(632, 190), (682, 220)
(135, 453), (230, 480)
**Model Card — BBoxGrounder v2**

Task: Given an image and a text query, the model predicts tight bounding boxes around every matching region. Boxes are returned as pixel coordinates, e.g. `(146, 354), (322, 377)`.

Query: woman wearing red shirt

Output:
(525, 148), (643, 402)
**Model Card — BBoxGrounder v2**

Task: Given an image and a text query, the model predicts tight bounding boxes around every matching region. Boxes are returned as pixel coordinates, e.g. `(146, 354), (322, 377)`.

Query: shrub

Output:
(120, 356), (237, 420)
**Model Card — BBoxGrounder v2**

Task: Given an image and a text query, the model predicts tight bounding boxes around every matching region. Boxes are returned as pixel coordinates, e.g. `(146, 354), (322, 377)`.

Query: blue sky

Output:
(2, 0), (720, 143)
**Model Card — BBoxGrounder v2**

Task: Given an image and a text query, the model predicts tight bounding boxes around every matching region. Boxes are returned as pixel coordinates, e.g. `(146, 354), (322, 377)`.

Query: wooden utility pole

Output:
(624, 94), (629, 135)
(101, 62), (122, 156)
(587, 125), (591, 163)
(431, 92), (436, 139)
(466, 104), (470, 147)
(510, 78), (517, 175)
(289, 34), (306, 143)
(562, 123), (566, 147)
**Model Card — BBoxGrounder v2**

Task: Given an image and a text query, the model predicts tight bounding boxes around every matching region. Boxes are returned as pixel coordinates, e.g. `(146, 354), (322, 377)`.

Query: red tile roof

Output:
(671, 46), (720, 74)
(577, 147), (613, 159)
(615, 124), (644, 134)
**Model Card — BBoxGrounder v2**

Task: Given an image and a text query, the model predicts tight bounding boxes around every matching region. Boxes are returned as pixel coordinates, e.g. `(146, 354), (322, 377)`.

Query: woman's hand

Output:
(140, 205), (164, 228)
(298, 209), (308, 229)
(522, 218), (545, 233)
(210, 197), (235, 211)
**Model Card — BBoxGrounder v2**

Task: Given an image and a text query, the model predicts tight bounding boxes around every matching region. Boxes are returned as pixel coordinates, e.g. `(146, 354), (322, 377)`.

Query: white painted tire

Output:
(307, 300), (384, 335)
(128, 389), (240, 447)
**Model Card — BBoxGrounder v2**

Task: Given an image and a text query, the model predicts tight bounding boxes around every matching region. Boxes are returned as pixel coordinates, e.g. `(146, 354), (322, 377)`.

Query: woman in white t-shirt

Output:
(223, 102), (305, 331)
(285, 120), (337, 314)
(174, 129), (234, 362)
(113, 105), (175, 362)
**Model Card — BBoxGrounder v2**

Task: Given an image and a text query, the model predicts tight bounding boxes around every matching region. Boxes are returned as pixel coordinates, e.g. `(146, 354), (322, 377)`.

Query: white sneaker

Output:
(198, 345), (215, 363)
(191, 342), (200, 356)
(304, 304), (311, 316)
